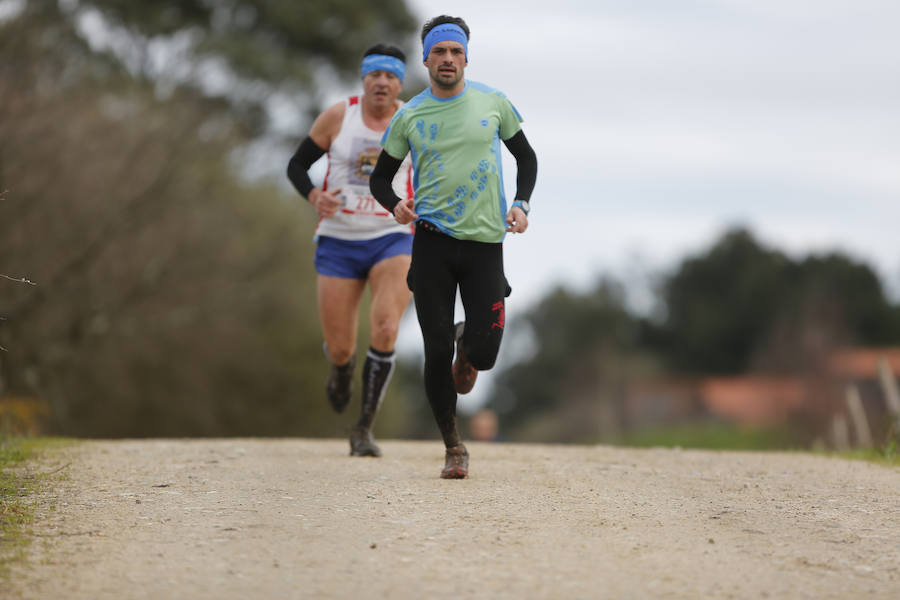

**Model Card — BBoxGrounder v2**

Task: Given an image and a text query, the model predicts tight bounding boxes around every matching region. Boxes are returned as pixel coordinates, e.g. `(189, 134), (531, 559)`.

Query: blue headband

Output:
(361, 54), (406, 81)
(423, 23), (468, 62)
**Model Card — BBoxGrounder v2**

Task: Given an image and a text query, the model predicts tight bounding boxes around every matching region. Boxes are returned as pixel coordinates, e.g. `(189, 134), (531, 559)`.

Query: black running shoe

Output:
(349, 426), (382, 457)
(326, 355), (355, 413)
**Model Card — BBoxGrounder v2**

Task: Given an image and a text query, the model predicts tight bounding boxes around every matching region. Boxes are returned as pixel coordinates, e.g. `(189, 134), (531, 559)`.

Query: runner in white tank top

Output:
(316, 96), (413, 241)
(286, 45), (414, 458)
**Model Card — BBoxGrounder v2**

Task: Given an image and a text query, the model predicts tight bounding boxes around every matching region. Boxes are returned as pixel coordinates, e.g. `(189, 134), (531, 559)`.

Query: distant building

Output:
(700, 377), (808, 427)
(695, 347), (900, 445)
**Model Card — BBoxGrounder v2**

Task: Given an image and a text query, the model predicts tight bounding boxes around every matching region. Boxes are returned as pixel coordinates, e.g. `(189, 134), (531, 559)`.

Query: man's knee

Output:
(327, 344), (355, 366)
(467, 346), (498, 371)
(371, 317), (400, 348)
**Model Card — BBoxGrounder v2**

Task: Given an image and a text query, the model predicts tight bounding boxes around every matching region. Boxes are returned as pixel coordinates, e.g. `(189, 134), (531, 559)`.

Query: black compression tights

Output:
(408, 226), (510, 447)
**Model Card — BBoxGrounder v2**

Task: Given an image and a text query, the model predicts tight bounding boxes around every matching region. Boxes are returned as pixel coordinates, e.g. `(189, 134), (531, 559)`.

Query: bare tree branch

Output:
(1, 274), (37, 285)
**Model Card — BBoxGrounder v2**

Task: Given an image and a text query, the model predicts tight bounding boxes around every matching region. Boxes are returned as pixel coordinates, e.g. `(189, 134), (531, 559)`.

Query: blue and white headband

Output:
(422, 23), (468, 62)
(361, 54), (406, 81)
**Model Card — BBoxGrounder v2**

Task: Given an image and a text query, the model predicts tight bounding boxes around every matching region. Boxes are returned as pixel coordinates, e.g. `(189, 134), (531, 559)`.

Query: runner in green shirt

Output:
(370, 15), (537, 479)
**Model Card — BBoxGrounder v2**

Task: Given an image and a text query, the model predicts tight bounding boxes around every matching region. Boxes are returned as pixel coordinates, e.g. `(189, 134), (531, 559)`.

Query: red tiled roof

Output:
(700, 377), (808, 426)
(828, 348), (900, 379)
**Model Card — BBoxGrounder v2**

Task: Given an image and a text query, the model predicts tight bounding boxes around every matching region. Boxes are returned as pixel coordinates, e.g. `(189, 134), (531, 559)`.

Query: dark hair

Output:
(421, 15), (470, 43)
(363, 44), (406, 63)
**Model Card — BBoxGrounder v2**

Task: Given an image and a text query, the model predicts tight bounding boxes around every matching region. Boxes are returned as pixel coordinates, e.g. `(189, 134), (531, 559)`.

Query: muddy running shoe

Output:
(326, 355), (356, 413)
(451, 322), (477, 394)
(349, 426), (382, 457)
(440, 444), (469, 479)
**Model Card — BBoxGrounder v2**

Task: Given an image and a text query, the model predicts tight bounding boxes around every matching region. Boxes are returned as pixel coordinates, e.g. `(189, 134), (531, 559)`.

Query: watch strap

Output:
(512, 200), (530, 215)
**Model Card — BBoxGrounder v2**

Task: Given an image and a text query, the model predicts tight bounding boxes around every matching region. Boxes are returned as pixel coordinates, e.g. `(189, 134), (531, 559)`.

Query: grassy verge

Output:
(618, 422), (900, 467)
(832, 441), (900, 467)
(0, 437), (70, 578)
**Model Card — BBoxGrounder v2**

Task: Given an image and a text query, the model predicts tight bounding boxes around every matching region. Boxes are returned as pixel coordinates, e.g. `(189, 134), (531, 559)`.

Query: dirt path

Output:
(7, 439), (900, 599)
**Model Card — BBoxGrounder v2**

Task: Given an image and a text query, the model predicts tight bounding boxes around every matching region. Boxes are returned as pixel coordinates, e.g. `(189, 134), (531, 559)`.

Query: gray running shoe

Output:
(349, 426), (382, 457)
(326, 355), (356, 413)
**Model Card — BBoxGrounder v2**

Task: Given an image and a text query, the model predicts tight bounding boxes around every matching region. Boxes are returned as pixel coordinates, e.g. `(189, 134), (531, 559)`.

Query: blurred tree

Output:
(487, 279), (656, 441)
(752, 252), (900, 374)
(795, 253), (900, 343)
(0, 0), (421, 437)
(657, 228), (900, 374)
(655, 228), (793, 374)
(50, 0), (420, 134)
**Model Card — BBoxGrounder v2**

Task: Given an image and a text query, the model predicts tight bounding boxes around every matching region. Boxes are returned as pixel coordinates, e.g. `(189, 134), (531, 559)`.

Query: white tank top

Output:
(315, 96), (413, 241)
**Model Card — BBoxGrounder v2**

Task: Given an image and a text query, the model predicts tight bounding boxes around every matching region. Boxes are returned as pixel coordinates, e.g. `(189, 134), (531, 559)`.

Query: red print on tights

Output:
(491, 301), (505, 330)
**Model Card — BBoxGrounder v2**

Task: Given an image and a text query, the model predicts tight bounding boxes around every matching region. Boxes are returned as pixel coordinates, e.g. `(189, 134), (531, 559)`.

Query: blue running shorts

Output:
(315, 233), (413, 279)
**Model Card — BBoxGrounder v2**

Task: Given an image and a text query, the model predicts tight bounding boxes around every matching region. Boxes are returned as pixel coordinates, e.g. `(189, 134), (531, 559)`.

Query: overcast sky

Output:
(392, 0), (900, 411)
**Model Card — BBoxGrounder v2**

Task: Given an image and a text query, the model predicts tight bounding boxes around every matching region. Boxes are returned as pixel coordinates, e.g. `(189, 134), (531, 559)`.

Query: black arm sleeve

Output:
(286, 136), (327, 199)
(369, 150), (405, 213)
(502, 130), (538, 202)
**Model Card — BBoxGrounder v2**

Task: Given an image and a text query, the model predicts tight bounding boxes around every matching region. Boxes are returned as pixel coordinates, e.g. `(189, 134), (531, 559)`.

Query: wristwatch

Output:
(512, 200), (530, 215)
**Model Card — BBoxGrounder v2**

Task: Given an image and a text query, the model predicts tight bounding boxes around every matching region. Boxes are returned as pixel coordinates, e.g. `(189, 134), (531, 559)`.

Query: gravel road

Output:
(7, 439), (900, 599)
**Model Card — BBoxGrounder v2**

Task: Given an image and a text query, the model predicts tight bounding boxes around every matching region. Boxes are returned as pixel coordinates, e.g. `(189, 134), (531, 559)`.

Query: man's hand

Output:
(393, 197), (418, 225)
(309, 187), (343, 218)
(505, 206), (528, 234)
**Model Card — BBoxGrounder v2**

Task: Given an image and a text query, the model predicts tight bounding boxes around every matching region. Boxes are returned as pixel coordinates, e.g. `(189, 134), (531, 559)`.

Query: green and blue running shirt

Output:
(380, 81), (523, 243)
